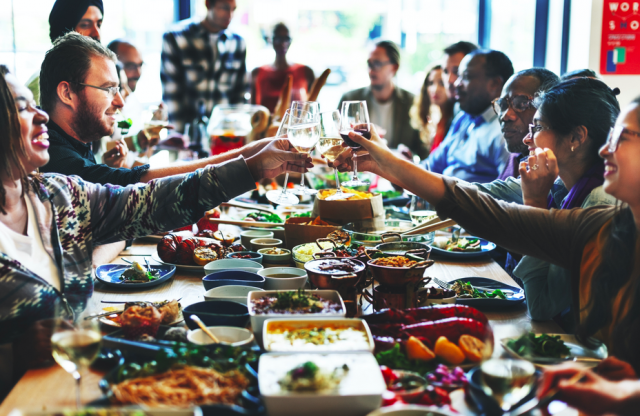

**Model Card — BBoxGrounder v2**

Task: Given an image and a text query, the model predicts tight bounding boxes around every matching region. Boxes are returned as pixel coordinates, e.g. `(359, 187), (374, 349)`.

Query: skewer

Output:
(221, 201), (279, 215)
(401, 219), (457, 236)
(208, 218), (283, 228)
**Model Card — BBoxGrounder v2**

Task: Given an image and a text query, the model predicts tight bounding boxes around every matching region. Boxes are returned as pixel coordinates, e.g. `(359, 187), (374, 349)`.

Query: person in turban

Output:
(49, 0), (104, 42)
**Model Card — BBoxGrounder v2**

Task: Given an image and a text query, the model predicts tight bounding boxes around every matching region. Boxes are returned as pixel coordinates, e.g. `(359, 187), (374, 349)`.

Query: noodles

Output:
(370, 256), (417, 268)
(111, 366), (250, 408)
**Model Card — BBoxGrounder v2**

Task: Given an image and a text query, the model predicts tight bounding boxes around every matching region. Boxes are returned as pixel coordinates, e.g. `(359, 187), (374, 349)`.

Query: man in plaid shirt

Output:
(161, 0), (247, 133)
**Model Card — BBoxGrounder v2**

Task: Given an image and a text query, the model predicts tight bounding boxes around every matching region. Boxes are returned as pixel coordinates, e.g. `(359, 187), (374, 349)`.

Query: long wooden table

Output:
(0, 241), (564, 415)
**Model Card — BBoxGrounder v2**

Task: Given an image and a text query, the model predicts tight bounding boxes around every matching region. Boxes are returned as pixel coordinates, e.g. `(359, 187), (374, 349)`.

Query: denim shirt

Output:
(474, 178), (617, 321)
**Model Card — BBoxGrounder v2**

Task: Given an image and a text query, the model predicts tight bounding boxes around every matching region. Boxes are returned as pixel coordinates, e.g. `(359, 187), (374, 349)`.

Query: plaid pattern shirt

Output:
(161, 19), (247, 132)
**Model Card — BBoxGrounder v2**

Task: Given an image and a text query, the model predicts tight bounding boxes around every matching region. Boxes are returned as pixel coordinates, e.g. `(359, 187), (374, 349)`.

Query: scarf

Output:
(547, 162), (606, 210)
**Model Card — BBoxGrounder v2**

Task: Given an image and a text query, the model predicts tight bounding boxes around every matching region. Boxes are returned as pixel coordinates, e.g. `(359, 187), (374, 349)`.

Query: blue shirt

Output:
(424, 106), (510, 183)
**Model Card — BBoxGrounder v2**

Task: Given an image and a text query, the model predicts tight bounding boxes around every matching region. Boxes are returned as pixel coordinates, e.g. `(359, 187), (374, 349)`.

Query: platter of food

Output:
(343, 220), (434, 247)
(95, 262), (176, 289)
(98, 300), (183, 329)
(448, 277), (525, 307)
(430, 237), (496, 258)
(263, 318), (374, 352)
(153, 233), (246, 272)
(501, 332), (608, 366)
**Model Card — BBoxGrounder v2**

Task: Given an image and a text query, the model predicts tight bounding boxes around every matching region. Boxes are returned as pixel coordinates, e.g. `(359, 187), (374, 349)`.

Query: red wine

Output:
(340, 129), (371, 148)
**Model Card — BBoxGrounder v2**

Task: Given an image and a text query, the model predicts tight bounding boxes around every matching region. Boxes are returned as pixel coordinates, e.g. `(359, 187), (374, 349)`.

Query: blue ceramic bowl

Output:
(183, 300), (250, 330)
(226, 251), (263, 264)
(202, 270), (265, 291)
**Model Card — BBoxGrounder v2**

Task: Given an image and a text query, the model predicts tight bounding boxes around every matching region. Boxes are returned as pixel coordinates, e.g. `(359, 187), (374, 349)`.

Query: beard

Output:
(71, 96), (114, 143)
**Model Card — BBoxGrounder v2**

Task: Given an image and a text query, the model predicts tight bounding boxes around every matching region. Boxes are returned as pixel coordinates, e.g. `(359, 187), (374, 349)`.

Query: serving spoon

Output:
(190, 314), (221, 343)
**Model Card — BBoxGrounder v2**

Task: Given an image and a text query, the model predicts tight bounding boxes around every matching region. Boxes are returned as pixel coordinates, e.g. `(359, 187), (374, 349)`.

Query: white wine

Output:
(317, 137), (344, 162)
(142, 120), (168, 140)
(52, 330), (102, 373)
(480, 359), (535, 411)
(409, 210), (438, 225)
(288, 122), (320, 155)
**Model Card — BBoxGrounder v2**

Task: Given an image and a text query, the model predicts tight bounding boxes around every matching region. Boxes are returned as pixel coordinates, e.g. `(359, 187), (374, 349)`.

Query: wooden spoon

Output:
(189, 314), (220, 343)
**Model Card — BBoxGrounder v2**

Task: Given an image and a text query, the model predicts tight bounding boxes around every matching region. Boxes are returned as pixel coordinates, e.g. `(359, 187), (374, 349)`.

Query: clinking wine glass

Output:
(316, 110), (354, 201)
(287, 109), (321, 196)
(51, 300), (102, 408)
(340, 101), (371, 187)
(290, 101), (320, 195)
(265, 109), (305, 205)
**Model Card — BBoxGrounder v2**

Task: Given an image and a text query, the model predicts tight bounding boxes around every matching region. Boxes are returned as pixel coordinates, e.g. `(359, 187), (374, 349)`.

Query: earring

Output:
(571, 146), (574, 152)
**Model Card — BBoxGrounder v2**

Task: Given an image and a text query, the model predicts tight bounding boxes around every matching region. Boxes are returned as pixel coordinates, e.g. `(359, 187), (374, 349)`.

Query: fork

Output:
(434, 277), (514, 295)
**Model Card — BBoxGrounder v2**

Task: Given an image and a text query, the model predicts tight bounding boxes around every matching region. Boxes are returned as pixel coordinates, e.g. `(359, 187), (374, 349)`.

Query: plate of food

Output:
(95, 262), (176, 289)
(501, 332), (608, 367)
(154, 233), (245, 272)
(430, 236), (496, 258)
(98, 300), (183, 328)
(449, 277), (525, 307)
(99, 344), (263, 415)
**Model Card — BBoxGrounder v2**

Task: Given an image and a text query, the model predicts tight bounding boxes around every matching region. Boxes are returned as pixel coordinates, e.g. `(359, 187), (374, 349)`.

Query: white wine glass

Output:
(290, 101), (320, 195)
(265, 109), (303, 205)
(51, 301), (102, 408)
(316, 110), (354, 201)
(340, 101), (371, 187)
(287, 108), (320, 196)
(480, 358), (536, 412)
(409, 195), (438, 226)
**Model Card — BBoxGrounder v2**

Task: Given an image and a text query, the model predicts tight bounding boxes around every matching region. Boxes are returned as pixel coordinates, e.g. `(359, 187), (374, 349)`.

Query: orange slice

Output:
(434, 336), (466, 365)
(458, 334), (486, 362)
(406, 336), (436, 361)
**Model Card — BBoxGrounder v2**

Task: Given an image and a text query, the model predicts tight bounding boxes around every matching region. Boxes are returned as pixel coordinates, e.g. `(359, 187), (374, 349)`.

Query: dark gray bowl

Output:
(183, 300), (250, 330)
(202, 270), (266, 291)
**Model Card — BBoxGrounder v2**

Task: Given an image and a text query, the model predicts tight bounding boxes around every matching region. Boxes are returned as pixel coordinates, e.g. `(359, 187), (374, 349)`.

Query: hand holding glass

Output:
(316, 110), (354, 200)
(340, 101), (371, 187)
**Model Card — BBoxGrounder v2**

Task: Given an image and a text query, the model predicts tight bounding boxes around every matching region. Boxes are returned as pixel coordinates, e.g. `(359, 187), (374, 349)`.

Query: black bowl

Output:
(466, 367), (540, 416)
(183, 300), (250, 330)
(202, 270), (266, 291)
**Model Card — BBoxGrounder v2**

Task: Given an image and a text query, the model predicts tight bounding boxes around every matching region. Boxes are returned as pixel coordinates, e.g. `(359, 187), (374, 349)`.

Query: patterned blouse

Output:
(0, 157), (255, 344)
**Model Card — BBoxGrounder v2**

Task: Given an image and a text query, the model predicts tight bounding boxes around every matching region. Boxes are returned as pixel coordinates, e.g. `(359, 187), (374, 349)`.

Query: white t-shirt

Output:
(369, 98), (394, 145)
(0, 197), (61, 290)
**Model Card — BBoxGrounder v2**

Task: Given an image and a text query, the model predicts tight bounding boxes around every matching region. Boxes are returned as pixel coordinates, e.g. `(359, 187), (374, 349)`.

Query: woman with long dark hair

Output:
(410, 65), (454, 153)
(332, 93), (640, 373)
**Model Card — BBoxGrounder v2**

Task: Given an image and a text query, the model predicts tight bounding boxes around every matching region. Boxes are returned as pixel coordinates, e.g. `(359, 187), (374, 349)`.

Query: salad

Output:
(452, 281), (507, 299)
(433, 236), (482, 252)
(279, 361), (349, 392)
(506, 332), (571, 359)
(243, 212), (283, 223)
(120, 262), (160, 283)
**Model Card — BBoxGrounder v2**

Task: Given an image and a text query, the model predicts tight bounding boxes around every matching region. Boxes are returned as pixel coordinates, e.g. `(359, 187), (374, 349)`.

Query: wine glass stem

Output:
(73, 371), (82, 408)
(334, 167), (342, 193)
(299, 153), (309, 188)
(281, 172), (290, 195)
(352, 154), (359, 180)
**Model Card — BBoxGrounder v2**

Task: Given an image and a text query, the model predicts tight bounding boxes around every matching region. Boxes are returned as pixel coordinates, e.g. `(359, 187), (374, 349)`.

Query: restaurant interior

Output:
(1, 0), (640, 415)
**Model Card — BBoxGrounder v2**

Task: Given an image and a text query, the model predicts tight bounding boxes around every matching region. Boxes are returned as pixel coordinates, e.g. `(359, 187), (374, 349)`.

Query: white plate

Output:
(501, 333), (608, 367)
(97, 306), (184, 328)
(151, 252), (206, 272)
(259, 352), (385, 416)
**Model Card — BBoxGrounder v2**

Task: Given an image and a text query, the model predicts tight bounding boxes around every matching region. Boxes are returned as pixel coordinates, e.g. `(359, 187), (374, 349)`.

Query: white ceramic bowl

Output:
(241, 230), (274, 248)
(263, 318), (374, 352)
(203, 258), (263, 274)
(257, 247), (292, 264)
(204, 285), (264, 305)
(259, 352), (385, 416)
(258, 267), (307, 290)
(187, 326), (254, 347)
(250, 238), (284, 252)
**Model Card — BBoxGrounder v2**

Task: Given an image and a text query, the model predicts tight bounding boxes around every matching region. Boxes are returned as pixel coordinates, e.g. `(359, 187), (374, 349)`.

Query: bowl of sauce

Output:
(258, 267), (307, 290)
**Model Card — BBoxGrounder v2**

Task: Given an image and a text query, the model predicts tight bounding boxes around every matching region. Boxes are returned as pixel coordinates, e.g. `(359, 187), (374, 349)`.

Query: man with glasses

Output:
(161, 0), (246, 134)
(338, 40), (426, 158)
(107, 40), (144, 92)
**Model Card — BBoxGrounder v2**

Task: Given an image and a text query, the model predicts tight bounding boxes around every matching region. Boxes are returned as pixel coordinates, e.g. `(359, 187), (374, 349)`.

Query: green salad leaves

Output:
(507, 332), (571, 359)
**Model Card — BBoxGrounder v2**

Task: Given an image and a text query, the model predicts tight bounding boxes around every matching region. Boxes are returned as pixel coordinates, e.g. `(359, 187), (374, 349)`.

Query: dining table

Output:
(0, 239), (577, 416)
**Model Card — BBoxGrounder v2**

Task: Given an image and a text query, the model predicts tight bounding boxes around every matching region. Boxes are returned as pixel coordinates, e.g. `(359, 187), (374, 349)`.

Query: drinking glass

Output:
(409, 195), (438, 226)
(339, 101), (371, 187)
(290, 101), (320, 195)
(316, 110), (354, 201)
(265, 109), (304, 205)
(140, 105), (168, 159)
(51, 301), (102, 408)
(286, 108), (321, 196)
(480, 358), (536, 412)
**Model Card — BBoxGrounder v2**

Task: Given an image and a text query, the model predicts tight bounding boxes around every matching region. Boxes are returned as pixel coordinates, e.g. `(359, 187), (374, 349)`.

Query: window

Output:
(489, 0), (536, 71)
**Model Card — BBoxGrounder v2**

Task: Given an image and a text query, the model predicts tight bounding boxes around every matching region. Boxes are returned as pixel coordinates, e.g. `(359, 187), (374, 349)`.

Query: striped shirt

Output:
(161, 19), (247, 132)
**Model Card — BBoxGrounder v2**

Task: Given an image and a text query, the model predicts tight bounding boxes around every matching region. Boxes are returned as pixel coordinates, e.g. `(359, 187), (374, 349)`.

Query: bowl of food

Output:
(258, 352), (385, 416)
(248, 289), (346, 337)
(241, 230), (274, 247)
(250, 238), (283, 252)
(263, 318), (374, 352)
(304, 258), (365, 291)
(202, 270), (265, 291)
(384, 370), (427, 403)
(183, 300), (250, 329)
(187, 326), (255, 347)
(258, 267), (308, 290)
(203, 258), (263, 274)
(226, 251), (263, 264)
(258, 247), (292, 265)
(422, 287), (457, 305)
(292, 241), (337, 268)
(367, 256), (434, 288)
(204, 285), (264, 305)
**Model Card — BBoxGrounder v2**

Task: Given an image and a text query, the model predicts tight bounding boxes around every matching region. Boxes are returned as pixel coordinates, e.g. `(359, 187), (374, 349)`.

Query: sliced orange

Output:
(406, 336), (436, 361)
(193, 247), (218, 265)
(434, 336), (466, 365)
(458, 334), (486, 362)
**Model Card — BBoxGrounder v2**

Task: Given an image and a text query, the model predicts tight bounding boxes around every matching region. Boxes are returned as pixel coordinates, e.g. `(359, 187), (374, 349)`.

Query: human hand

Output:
(596, 356), (637, 381)
(152, 102), (168, 121)
(520, 148), (558, 209)
(329, 124), (390, 176)
(241, 138), (273, 158)
(245, 138), (312, 180)
(102, 139), (129, 168)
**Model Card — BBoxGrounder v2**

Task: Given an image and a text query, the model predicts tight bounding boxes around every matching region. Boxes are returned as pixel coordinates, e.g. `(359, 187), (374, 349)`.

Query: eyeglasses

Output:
(492, 94), (534, 115)
(75, 82), (121, 99)
(123, 62), (144, 71)
(273, 36), (291, 44)
(528, 124), (550, 138)
(367, 60), (392, 71)
(606, 125), (640, 153)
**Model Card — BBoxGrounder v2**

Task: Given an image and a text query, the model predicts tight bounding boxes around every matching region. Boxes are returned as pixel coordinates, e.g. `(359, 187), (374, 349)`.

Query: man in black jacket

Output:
(338, 41), (426, 159)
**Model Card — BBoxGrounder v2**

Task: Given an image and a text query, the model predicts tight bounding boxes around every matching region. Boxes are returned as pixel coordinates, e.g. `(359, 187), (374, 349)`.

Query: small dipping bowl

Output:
(241, 230), (274, 248)
(250, 238), (283, 252)
(183, 301), (250, 329)
(258, 267), (308, 290)
(187, 326), (255, 347)
(226, 251), (263, 264)
(204, 285), (264, 305)
(257, 247), (292, 265)
(202, 270), (266, 291)
(203, 258), (263, 275)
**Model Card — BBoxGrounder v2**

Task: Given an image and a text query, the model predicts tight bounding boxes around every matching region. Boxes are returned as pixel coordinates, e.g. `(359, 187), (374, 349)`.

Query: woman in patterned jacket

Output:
(0, 66), (309, 388)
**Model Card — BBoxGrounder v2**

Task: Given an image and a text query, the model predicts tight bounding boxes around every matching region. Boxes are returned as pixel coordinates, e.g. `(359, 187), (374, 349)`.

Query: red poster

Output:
(600, 0), (640, 75)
